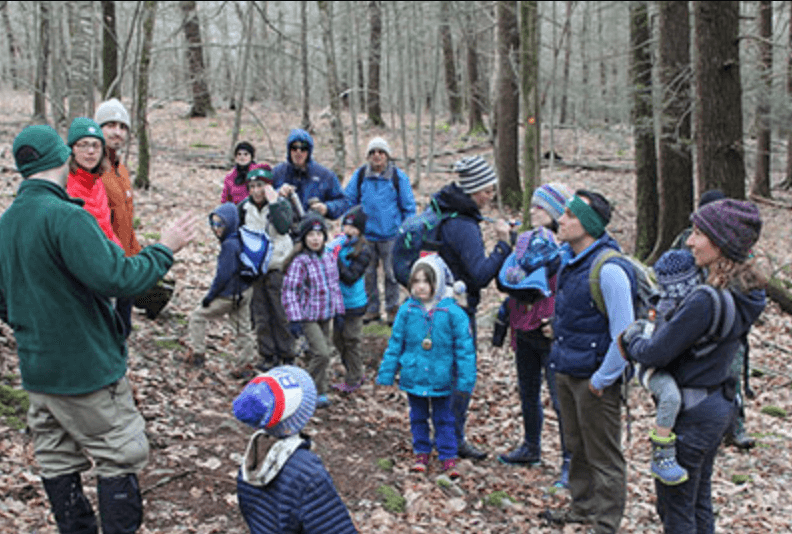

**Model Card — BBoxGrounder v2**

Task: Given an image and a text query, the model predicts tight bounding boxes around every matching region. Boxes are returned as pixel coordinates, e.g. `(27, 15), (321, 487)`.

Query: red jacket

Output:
(67, 166), (123, 249)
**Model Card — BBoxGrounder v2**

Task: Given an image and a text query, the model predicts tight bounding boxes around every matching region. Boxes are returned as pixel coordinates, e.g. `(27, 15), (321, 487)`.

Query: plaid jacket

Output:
(282, 250), (345, 322)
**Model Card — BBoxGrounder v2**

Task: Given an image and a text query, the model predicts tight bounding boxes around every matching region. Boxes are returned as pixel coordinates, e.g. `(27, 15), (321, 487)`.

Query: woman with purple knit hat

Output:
(620, 198), (766, 533)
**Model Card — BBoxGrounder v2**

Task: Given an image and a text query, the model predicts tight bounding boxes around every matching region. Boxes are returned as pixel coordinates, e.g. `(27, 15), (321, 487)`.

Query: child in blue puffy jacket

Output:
(376, 254), (475, 479)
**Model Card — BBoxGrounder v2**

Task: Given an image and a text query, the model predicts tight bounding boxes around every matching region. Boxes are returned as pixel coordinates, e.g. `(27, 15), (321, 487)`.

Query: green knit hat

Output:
(13, 125), (72, 178)
(67, 117), (105, 148)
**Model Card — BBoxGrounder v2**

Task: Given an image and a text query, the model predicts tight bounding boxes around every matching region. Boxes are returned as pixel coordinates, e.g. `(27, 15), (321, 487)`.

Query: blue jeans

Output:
(655, 389), (735, 534)
(365, 239), (400, 314)
(514, 328), (569, 462)
(452, 306), (477, 443)
(408, 394), (456, 461)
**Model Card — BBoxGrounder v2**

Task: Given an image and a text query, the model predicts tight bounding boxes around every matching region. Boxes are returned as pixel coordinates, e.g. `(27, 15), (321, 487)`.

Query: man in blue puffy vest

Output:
(544, 190), (633, 534)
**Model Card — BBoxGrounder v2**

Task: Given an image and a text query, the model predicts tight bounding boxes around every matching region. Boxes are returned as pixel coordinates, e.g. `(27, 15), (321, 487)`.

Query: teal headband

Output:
(566, 195), (606, 238)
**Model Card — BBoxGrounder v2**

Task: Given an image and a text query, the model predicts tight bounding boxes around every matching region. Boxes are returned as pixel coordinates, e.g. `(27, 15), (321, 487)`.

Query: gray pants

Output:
(644, 368), (682, 430)
(188, 287), (256, 363)
(302, 319), (332, 395)
(365, 238), (401, 314)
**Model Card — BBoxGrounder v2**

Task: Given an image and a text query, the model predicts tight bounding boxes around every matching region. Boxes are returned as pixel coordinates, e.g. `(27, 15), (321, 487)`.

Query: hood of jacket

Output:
(411, 253), (456, 307)
(211, 202), (240, 241)
(433, 182), (483, 221)
(285, 129), (314, 165)
(240, 431), (307, 487)
(731, 286), (766, 336)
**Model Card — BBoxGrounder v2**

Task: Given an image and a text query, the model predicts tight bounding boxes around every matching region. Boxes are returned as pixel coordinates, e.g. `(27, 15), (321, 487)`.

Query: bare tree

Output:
(693, 1), (745, 199)
(180, 0), (214, 118)
(101, 0), (120, 99)
(1, 3), (20, 90)
(135, 0), (157, 190)
(367, 0), (385, 126)
(50, 2), (67, 129)
(750, 0), (772, 199)
(300, 0), (310, 131)
(559, 0), (574, 125)
(33, 1), (50, 123)
(520, 0), (540, 226)
(68, 1), (94, 121)
(649, 0), (693, 263)
(463, 6), (487, 135)
(784, 1), (792, 190)
(440, 2), (462, 124)
(229, 1), (254, 163)
(317, 1), (346, 177)
(495, 1), (520, 208)
(630, 0), (657, 261)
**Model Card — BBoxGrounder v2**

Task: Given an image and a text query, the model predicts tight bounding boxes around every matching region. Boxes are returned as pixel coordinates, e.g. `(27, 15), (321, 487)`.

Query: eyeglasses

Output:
(209, 220), (225, 229)
(290, 144), (309, 152)
(73, 141), (103, 152)
(369, 149), (387, 156)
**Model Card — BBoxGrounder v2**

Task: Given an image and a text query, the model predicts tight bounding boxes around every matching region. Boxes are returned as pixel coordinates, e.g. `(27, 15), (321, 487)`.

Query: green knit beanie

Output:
(13, 125), (72, 178)
(67, 117), (105, 148)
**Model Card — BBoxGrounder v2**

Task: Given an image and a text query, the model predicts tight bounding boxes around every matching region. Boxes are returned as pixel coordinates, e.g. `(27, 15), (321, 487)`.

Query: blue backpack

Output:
(392, 198), (456, 288)
(238, 226), (273, 281)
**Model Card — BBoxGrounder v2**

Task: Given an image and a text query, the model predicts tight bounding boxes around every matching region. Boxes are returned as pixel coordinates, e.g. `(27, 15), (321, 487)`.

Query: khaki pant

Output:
(302, 320), (332, 395)
(332, 313), (364, 386)
(27, 377), (148, 478)
(188, 287), (256, 363)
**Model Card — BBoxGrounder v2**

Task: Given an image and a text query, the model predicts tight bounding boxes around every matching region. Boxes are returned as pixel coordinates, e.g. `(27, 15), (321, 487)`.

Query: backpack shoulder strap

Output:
(687, 285), (737, 358)
(589, 248), (622, 315)
(354, 165), (366, 202)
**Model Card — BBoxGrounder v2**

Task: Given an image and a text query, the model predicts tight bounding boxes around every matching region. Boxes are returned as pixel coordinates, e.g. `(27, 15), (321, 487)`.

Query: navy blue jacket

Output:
(205, 202), (251, 303)
(237, 440), (357, 534)
(433, 183), (511, 310)
(271, 129), (349, 220)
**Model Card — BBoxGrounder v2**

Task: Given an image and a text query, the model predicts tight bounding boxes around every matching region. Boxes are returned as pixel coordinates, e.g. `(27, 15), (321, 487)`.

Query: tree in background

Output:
(495, 1), (520, 209)
(367, 0), (385, 127)
(180, 0), (214, 118)
(751, 0), (772, 199)
(101, 0), (120, 100)
(520, 0), (540, 228)
(318, 1), (346, 177)
(693, 1), (745, 199)
(440, 1), (463, 125)
(33, 1), (50, 124)
(136, 1), (157, 190)
(463, 4), (487, 136)
(68, 1), (94, 121)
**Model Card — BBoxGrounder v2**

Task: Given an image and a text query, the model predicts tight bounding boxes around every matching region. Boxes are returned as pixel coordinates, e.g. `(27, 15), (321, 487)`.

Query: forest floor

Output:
(1, 91), (791, 533)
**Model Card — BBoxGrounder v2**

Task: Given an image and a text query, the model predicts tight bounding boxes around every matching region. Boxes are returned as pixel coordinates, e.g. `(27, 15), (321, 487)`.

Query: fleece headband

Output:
(566, 195), (606, 238)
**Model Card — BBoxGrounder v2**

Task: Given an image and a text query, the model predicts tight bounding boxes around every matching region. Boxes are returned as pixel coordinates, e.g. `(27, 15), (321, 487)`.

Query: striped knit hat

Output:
(454, 155), (498, 194)
(233, 366), (317, 438)
(532, 183), (573, 221)
(690, 199), (761, 263)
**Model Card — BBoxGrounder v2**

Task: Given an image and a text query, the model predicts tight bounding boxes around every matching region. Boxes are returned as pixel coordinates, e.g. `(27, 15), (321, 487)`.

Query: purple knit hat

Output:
(690, 199), (761, 262)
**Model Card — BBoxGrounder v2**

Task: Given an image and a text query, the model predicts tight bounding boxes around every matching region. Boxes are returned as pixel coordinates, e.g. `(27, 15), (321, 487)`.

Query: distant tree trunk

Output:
(1, 4), (20, 90)
(440, 1), (462, 124)
(784, 1), (792, 190)
(68, 1), (93, 121)
(598, 4), (608, 123)
(751, 0), (772, 198)
(367, 0), (385, 126)
(693, 1), (745, 199)
(135, 1), (157, 190)
(180, 0), (214, 118)
(300, 0), (310, 131)
(101, 0), (120, 99)
(33, 1), (50, 123)
(495, 1), (520, 209)
(649, 0), (693, 264)
(464, 12), (487, 135)
(520, 0), (540, 227)
(630, 1), (658, 262)
(580, 1), (590, 120)
(559, 0), (573, 125)
(50, 3), (67, 129)
(317, 1), (346, 177)
(229, 2), (254, 163)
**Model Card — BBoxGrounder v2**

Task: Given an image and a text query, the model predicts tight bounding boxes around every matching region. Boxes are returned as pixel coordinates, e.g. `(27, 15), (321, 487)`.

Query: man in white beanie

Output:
(344, 137), (416, 325)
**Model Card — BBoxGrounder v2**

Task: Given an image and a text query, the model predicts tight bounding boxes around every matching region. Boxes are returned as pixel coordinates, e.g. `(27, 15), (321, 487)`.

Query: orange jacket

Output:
(99, 151), (141, 256)
(67, 166), (123, 249)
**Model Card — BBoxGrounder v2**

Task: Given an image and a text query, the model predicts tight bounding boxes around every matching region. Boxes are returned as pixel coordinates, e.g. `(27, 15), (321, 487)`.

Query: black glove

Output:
(202, 297), (212, 308)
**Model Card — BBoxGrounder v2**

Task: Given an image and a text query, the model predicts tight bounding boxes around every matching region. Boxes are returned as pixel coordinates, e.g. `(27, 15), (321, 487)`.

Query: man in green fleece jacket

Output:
(0, 125), (197, 534)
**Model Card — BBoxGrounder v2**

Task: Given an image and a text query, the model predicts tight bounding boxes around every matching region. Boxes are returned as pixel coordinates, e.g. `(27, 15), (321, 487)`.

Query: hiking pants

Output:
(188, 287), (255, 362)
(251, 270), (297, 364)
(365, 238), (400, 314)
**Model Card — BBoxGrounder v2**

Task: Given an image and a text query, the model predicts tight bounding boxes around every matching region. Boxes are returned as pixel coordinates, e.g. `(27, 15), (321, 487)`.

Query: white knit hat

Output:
(95, 98), (131, 129)
(454, 155), (498, 194)
(367, 137), (391, 158)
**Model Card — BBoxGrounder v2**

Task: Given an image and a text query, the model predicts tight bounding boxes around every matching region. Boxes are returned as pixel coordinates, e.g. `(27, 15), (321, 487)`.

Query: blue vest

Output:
(550, 237), (620, 378)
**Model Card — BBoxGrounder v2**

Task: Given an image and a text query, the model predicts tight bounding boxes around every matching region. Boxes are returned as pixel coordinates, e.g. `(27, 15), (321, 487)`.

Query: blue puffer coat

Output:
(205, 202), (251, 302)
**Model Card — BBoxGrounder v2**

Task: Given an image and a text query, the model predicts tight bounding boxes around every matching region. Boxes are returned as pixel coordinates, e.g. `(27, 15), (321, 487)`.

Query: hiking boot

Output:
(539, 508), (589, 526)
(230, 363), (257, 381)
(442, 458), (460, 479)
(553, 457), (571, 489)
(332, 376), (365, 393)
(362, 311), (381, 324)
(650, 429), (689, 485)
(185, 350), (205, 368)
(497, 442), (541, 466)
(411, 453), (429, 473)
(458, 440), (488, 460)
(724, 427), (756, 450)
(316, 394), (331, 409)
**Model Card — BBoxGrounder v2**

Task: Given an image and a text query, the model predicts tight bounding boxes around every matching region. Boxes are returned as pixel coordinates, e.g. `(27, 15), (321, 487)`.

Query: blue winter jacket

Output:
(271, 129), (349, 220)
(433, 183), (511, 310)
(343, 163), (417, 241)
(204, 202), (251, 303)
(334, 235), (372, 311)
(237, 438), (357, 534)
(377, 296), (477, 397)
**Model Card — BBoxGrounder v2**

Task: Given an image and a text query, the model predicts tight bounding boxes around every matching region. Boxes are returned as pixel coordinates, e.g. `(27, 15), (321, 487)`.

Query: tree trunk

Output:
(367, 0), (385, 127)
(559, 0), (573, 125)
(135, 1), (157, 190)
(598, 4), (608, 123)
(101, 0), (120, 99)
(229, 1), (254, 163)
(317, 1), (346, 177)
(440, 1), (462, 125)
(520, 0), (540, 228)
(580, 1), (590, 121)
(50, 3), (67, 129)
(68, 2), (94, 122)
(693, 1), (745, 199)
(180, 0), (213, 118)
(751, 0), (772, 199)
(630, 1), (658, 262)
(33, 1), (50, 124)
(649, 0), (693, 264)
(465, 11), (487, 136)
(495, 1), (520, 209)
(300, 0), (310, 131)
(1, 4), (20, 90)
(785, 0), (792, 190)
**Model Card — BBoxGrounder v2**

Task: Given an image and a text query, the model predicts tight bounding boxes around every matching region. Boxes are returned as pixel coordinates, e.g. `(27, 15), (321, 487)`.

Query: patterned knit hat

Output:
(454, 155), (498, 195)
(654, 249), (701, 301)
(367, 137), (391, 158)
(246, 164), (273, 185)
(690, 199), (762, 262)
(233, 366), (317, 438)
(342, 205), (368, 234)
(532, 183), (573, 222)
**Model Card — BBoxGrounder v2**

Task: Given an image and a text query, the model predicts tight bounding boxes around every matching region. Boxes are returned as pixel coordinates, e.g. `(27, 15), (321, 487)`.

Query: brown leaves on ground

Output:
(1, 92), (791, 533)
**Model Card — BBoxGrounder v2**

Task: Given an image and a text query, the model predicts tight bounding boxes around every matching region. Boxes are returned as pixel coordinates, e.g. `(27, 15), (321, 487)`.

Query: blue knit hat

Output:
(653, 249), (702, 317)
(532, 183), (573, 222)
(233, 366), (317, 438)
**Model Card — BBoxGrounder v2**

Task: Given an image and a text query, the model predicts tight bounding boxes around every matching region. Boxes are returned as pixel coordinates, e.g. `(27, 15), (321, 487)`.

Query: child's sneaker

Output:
(650, 429), (688, 485)
(411, 453), (429, 473)
(316, 394), (331, 409)
(331, 376), (366, 393)
(442, 458), (460, 480)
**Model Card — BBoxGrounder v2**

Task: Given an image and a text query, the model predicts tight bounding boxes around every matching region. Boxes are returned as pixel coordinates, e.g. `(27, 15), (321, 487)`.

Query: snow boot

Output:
(97, 474), (143, 534)
(41, 472), (98, 534)
(650, 429), (689, 485)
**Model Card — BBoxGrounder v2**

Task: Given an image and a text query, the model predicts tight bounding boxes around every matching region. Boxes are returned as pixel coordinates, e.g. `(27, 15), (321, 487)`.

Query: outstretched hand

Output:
(159, 212), (199, 254)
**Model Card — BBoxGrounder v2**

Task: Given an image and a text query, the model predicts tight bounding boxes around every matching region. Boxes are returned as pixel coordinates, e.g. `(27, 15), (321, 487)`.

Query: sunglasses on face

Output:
(209, 220), (224, 229)
(290, 144), (309, 152)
